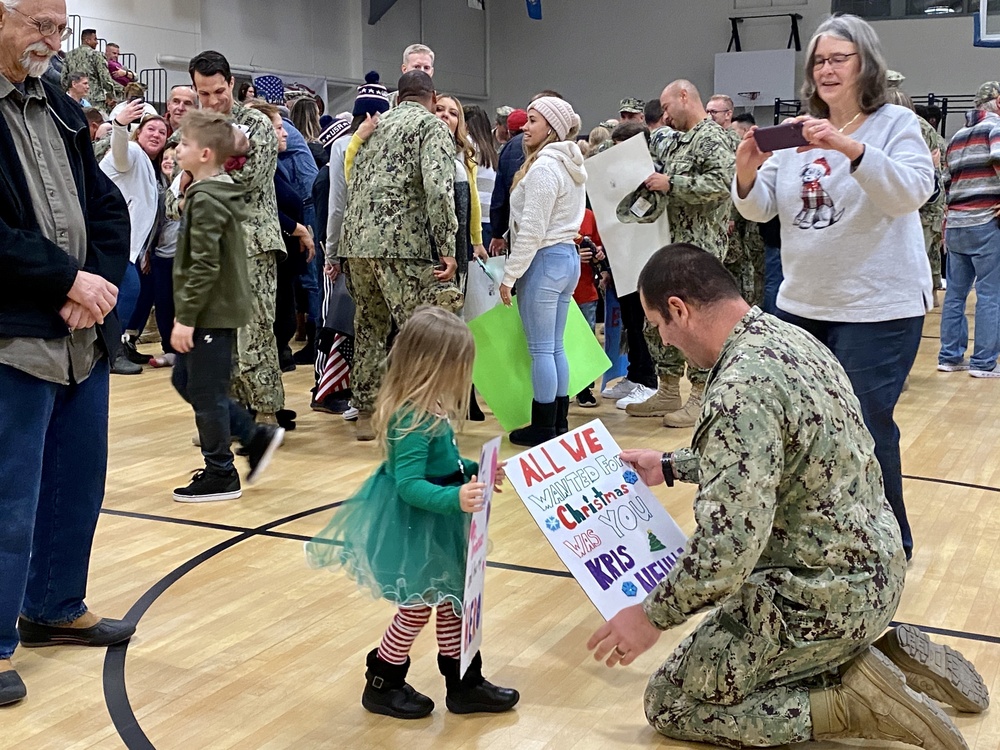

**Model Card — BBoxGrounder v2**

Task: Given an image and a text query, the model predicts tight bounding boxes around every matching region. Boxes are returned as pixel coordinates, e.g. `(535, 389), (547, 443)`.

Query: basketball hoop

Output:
(736, 91), (761, 117)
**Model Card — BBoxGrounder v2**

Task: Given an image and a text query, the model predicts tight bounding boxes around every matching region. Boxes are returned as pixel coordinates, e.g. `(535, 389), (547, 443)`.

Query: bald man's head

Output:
(659, 79), (707, 132)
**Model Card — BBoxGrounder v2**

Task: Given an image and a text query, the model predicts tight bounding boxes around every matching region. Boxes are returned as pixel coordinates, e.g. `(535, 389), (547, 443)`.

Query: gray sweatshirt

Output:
(733, 103), (934, 323)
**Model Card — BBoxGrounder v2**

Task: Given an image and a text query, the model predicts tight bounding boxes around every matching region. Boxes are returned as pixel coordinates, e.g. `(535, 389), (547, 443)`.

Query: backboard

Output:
(974, 0), (1000, 48)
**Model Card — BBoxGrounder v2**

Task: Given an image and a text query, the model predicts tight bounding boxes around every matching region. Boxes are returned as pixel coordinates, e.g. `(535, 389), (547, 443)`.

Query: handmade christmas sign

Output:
(506, 419), (687, 619)
(460, 436), (501, 677)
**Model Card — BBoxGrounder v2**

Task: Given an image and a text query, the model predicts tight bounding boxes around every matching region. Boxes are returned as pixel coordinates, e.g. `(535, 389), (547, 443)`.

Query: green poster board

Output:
(467, 299), (612, 431)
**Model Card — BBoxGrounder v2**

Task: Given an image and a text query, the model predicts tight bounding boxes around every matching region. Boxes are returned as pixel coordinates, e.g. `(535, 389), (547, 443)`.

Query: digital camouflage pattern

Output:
(230, 251), (285, 413)
(633, 119), (735, 384)
(166, 102), (286, 413)
(641, 308), (906, 747)
(61, 44), (121, 106)
(723, 126), (765, 306)
(918, 116), (946, 289)
(341, 101), (458, 262)
(345, 257), (462, 413)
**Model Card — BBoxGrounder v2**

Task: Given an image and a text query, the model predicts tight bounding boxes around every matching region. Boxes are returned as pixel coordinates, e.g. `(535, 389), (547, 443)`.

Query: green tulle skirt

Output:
(305, 464), (469, 613)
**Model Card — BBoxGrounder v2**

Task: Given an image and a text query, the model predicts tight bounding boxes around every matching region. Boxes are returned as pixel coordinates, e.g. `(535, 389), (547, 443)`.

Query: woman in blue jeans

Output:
(733, 15), (936, 559)
(499, 97), (587, 446)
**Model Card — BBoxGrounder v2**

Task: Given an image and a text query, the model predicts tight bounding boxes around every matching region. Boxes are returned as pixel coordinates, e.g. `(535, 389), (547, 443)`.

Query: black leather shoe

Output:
(438, 651), (519, 714)
(361, 649), (434, 719)
(17, 616), (135, 648)
(0, 670), (26, 706)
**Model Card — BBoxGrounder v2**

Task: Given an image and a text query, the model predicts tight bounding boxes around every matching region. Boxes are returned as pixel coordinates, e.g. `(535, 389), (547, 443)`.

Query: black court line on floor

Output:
(100, 470), (1000, 748)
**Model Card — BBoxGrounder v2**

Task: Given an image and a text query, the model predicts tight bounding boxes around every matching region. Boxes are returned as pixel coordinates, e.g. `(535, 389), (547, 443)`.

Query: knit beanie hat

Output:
(353, 71), (390, 118)
(529, 96), (581, 140)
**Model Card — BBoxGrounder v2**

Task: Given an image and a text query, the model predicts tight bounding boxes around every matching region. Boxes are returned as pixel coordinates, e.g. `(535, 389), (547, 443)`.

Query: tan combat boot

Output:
(874, 624), (989, 713)
(810, 647), (968, 750)
(355, 413), (376, 442)
(625, 377), (682, 417)
(662, 382), (704, 428)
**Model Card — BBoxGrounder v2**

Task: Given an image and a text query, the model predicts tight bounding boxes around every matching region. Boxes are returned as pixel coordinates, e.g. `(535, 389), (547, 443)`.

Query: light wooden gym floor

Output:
(5, 307), (1000, 749)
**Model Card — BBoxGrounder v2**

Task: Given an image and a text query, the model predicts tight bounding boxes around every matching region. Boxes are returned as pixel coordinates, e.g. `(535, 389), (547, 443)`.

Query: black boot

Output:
(293, 322), (316, 364)
(469, 386), (485, 422)
(509, 400), (557, 447)
(555, 395), (569, 435)
(438, 652), (519, 714)
(361, 649), (434, 719)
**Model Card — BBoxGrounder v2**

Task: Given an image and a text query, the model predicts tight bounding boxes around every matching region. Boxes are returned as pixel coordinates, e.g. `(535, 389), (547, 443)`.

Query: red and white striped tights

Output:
(377, 604), (462, 665)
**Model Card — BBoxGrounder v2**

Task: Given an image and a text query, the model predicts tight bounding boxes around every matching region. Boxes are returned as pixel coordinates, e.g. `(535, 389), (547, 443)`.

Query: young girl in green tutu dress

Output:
(305, 306), (519, 720)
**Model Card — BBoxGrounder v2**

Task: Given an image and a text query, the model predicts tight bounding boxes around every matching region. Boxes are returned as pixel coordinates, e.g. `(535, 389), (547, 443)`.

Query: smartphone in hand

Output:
(753, 122), (808, 152)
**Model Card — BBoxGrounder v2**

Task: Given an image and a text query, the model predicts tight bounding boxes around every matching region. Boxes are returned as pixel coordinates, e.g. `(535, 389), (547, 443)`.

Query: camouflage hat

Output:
(495, 105), (514, 120)
(885, 70), (905, 88)
(975, 81), (1000, 106)
(599, 118), (620, 131)
(619, 97), (644, 114)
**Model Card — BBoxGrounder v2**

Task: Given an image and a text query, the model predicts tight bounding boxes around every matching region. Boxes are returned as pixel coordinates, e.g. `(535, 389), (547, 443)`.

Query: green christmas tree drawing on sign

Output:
(648, 530), (666, 552)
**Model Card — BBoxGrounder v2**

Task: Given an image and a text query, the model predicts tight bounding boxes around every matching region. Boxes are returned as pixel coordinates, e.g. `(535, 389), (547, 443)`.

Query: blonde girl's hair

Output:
(511, 108), (580, 190)
(374, 306), (476, 448)
(437, 94), (475, 171)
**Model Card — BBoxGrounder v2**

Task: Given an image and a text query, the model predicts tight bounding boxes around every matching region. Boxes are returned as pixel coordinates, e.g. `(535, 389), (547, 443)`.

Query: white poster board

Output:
(460, 436), (501, 677)
(507, 420), (687, 620)
(714, 49), (797, 106)
(585, 134), (671, 297)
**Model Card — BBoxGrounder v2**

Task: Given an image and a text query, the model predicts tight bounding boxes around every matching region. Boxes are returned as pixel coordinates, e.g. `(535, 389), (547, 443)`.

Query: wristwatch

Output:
(660, 452), (675, 488)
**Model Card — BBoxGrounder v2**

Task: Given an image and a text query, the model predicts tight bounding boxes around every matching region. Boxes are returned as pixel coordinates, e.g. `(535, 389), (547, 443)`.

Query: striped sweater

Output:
(944, 109), (1000, 228)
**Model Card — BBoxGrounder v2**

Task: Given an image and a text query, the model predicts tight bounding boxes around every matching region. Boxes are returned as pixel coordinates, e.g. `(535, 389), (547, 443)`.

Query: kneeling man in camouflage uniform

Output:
(589, 243), (987, 749)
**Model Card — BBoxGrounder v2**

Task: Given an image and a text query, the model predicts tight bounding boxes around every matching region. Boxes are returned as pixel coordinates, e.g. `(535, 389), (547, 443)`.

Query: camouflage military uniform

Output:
(341, 101), (462, 413)
(722, 127), (765, 306)
(167, 102), (286, 414)
(642, 308), (906, 748)
(61, 45), (121, 108)
(918, 116), (946, 290)
(639, 118), (735, 385)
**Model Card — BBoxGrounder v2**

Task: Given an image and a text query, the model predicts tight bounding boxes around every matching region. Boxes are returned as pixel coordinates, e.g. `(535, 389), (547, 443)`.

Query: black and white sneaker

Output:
(173, 468), (242, 503)
(246, 425), (285, 484)
(576, 387), (598, 408)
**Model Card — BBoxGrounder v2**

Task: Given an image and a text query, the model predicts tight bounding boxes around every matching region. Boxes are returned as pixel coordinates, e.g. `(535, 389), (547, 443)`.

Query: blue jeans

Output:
(517, 243), (581, 403)
(127, 254), (176, 353)
(762, 244), (783, 315)
(0, 358), (110, 659)
(776, 310), (923, 555)
(940, 222), (1000, 371)
(116, 261), (141, 336)
(579, 300), (598, 331)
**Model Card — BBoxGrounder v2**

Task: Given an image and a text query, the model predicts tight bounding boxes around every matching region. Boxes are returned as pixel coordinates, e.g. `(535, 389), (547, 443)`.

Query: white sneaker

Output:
(937, 360), (970, 372)
(601, 378), (637, 400)
(970, 368), (1000, 378)
(343, 406), (360, 421)
(616, 384), (657, 410)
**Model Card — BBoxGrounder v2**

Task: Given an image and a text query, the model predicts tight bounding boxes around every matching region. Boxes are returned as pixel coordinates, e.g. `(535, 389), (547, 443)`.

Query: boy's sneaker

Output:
(601, 378), (637, 400)
(173, 468), (242, 503)
(576, 387), (598, 408)
(937, 360), (970, 372)
(616, 384), (657, 410)
(246, 425), (285, 484)
(343, 406), (360, 421)
(970, 367), (1000, 378)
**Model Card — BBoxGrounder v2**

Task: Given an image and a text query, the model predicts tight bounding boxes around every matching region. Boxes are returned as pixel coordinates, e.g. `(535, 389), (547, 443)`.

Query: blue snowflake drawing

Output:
(621, 581), (638, 597)
(545, 516), (561, 531)
(623, 470), (639, 485)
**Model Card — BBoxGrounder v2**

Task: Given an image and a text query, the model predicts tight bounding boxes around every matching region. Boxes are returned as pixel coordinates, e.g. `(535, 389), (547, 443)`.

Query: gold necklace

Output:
(837, 111), (863, 133)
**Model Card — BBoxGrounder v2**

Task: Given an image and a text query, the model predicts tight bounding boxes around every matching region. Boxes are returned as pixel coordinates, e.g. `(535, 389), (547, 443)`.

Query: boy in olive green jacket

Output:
(170, 110), (284, 503)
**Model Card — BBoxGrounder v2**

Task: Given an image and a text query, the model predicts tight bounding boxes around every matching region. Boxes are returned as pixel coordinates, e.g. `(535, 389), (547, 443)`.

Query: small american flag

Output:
(315, 334), (353, 401)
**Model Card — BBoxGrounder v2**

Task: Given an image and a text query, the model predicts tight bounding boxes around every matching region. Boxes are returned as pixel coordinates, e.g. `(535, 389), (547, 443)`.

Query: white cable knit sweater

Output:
(504, 141), (587, 288)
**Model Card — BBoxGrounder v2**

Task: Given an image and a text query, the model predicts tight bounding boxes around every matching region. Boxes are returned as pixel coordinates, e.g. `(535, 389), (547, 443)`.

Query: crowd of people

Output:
(2, 1), (997, 748)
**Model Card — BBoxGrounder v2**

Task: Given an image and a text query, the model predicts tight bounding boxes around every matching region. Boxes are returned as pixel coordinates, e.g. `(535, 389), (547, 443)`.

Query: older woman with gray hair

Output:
(733, 13), (935, 561)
